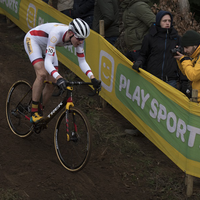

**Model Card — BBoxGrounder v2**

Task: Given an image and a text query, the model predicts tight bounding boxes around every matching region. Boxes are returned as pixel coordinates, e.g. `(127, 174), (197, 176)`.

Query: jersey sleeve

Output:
(76, 42), (93, 78)
(44, 31), (60, 79)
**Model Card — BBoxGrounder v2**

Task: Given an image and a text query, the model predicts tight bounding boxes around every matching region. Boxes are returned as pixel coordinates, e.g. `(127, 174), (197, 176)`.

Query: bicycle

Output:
(6, 79), (100, 172)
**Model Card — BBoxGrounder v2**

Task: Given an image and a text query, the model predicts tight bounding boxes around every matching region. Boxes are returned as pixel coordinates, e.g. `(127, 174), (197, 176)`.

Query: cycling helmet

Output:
(69, 18), (90, 39)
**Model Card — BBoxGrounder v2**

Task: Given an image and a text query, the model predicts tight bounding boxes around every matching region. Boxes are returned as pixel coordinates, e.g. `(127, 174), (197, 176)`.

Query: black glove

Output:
(180, 80), (192, 98)
(91, 78), (101, 91)
(132, 61), (142, 72)
(57, 78), (67, 92)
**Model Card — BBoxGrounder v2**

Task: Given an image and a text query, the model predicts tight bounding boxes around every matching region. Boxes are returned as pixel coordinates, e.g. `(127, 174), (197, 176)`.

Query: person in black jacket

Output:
(92, 0), (119, 45)
(133, 10), (180, 88)
(73, 0), (95, 28)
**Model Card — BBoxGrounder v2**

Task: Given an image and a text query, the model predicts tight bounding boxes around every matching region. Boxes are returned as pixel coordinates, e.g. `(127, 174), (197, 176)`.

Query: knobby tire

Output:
(54, 107), (92, 172)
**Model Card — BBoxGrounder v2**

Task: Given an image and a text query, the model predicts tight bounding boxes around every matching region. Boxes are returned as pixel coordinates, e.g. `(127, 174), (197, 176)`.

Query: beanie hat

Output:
(181, 30), (200, 47)
(156, 10), (173, 27)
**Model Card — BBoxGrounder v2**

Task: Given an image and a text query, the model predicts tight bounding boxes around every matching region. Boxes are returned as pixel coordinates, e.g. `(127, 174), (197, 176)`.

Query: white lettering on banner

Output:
(187, 126), (200, 147)
(119, 74), (200, 148)
(119, 74), (150, 109)
(38, 16), (45, 25)
(0, 0), (18, 13)
(149, 99), (200, 147)
(64, 45), (76, 55)
(167, 112), (176, 133)
(176, 118), (186, 142)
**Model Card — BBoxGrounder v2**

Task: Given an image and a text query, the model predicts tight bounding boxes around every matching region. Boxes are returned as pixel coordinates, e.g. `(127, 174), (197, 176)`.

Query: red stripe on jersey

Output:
(77, 52), (85, 57)
(30, 30), (48, 37)
(51, 70), (57, 76)
(54, 66), (59, 70)
(32, 58), (44, 66)
(86, 70), (91, 76)
(62, 31), (68, 42)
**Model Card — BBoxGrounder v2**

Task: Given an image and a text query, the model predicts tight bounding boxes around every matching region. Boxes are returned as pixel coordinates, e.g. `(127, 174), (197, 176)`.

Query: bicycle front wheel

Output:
(6, 80), (33, 137)
(54, 107), (92, 172)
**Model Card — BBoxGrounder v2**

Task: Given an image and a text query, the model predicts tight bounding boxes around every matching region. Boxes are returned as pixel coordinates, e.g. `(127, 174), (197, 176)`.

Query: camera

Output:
(171, 46), (184, 56)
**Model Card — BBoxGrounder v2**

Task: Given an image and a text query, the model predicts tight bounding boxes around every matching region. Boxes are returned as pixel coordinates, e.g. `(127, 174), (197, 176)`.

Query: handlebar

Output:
(44, 80), (101, 97)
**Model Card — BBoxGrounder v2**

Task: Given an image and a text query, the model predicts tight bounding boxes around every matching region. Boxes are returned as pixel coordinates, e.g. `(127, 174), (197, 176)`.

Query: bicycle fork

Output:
(65, 86), (77, 142)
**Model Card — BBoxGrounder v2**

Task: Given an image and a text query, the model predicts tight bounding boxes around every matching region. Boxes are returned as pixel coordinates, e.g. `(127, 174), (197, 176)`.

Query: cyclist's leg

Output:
(42, 52), (58, 107)
(32, 60), (47, 102)
(42, 73), (56, 106)
(31, 60), (48, 122)
(24, 34), (46, 122)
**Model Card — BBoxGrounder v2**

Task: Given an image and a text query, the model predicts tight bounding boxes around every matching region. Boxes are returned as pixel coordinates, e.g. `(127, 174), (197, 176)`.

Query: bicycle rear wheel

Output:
(54, 107), (92, 172)
(6, 80), (33, 137)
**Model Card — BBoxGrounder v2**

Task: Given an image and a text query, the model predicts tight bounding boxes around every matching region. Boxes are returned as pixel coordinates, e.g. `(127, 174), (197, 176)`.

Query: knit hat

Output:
(181, 30), (200, 47)
(156, 10), (173, 27)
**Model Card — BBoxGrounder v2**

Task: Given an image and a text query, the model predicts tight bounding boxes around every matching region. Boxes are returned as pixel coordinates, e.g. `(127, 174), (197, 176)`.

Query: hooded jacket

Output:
(177, 46), (200, 101)
(137, 10), (180, 81)
(121, 0), (155, 51)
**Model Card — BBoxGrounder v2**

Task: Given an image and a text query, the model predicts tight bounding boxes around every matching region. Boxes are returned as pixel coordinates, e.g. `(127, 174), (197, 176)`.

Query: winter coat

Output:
(73, 0), (94, 19)
(92, 0), (119, 37)
(57, 0), (73, 12)
(177, 45), (200, 101)
(137, 23), (180, 81)
(120, 0), (155, 51)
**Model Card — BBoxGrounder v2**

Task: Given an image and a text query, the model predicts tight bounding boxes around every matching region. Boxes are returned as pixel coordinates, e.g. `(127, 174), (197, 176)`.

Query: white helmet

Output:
(69, 18), (90, 39)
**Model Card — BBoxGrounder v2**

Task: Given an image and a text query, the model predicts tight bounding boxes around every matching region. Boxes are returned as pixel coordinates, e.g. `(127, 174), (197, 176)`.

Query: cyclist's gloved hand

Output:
(91, 78), (101, 91)
(132, 61), (142, 72)
(57, 78), (67, 92)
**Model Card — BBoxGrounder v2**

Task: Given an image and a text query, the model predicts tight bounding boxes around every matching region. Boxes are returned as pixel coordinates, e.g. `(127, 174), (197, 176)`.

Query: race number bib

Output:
(46, 46), (55, 56)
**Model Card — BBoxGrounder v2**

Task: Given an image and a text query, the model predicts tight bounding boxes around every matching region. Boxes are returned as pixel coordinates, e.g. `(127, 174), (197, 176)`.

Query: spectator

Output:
(73, 0), (95, 28)
(57, 0), (74, 18)
(175, 30), (200, 101)
(133, 10), (180, 88)
(92, 0), (119, 46)
(120, 0), (155, 62)
(178, 70), (192, 98)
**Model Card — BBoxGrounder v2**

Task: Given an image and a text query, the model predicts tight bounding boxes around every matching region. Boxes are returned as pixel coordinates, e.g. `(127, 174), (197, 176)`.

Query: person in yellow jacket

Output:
(175, 30), (200, 101)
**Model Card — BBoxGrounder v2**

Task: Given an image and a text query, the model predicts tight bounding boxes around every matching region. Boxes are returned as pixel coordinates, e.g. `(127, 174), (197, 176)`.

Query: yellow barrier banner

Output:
(1, 0), (200, 178)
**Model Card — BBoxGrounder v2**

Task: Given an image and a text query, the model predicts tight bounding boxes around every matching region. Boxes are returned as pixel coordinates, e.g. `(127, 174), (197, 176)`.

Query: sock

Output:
(38, 103), (44, 116)
(31, 101), (39, 116)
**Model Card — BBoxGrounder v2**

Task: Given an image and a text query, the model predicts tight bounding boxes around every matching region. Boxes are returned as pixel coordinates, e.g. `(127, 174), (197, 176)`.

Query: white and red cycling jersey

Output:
(24, 22), (93, 79)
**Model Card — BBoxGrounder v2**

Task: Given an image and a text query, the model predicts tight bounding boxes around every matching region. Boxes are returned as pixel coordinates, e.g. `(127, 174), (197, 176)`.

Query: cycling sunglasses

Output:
(77, 38), (85, 41)
(74, 35), (85, 41)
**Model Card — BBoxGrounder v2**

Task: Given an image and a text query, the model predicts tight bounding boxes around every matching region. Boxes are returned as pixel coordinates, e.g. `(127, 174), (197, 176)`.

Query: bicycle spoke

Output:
(6, 80), (33, 137)
(54, 107), (92, 172)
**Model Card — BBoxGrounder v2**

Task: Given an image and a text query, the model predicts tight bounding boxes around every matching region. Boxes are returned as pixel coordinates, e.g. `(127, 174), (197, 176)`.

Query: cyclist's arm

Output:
(44, 33), (62, 80)
(76, 43), (94, 79)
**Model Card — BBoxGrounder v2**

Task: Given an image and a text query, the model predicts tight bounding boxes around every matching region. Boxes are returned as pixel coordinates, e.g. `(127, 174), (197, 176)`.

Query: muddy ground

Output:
(0, 15), (200, 200)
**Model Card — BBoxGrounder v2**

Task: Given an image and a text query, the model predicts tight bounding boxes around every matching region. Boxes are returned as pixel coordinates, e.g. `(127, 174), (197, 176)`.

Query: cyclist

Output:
(24, 18), (101, 123)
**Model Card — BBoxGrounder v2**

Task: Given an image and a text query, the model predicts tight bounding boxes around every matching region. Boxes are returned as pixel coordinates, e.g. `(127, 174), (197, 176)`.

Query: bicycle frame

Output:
(43, 86), (73, 124)
(34, 81), (94, 132)
(7, 79), (96, 171)
(14, 80), (94, 134)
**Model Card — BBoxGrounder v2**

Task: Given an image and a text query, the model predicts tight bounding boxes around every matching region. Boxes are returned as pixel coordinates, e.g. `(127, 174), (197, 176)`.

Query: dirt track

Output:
(1, 15), (199, 200)
(0, 16), (143, 200)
